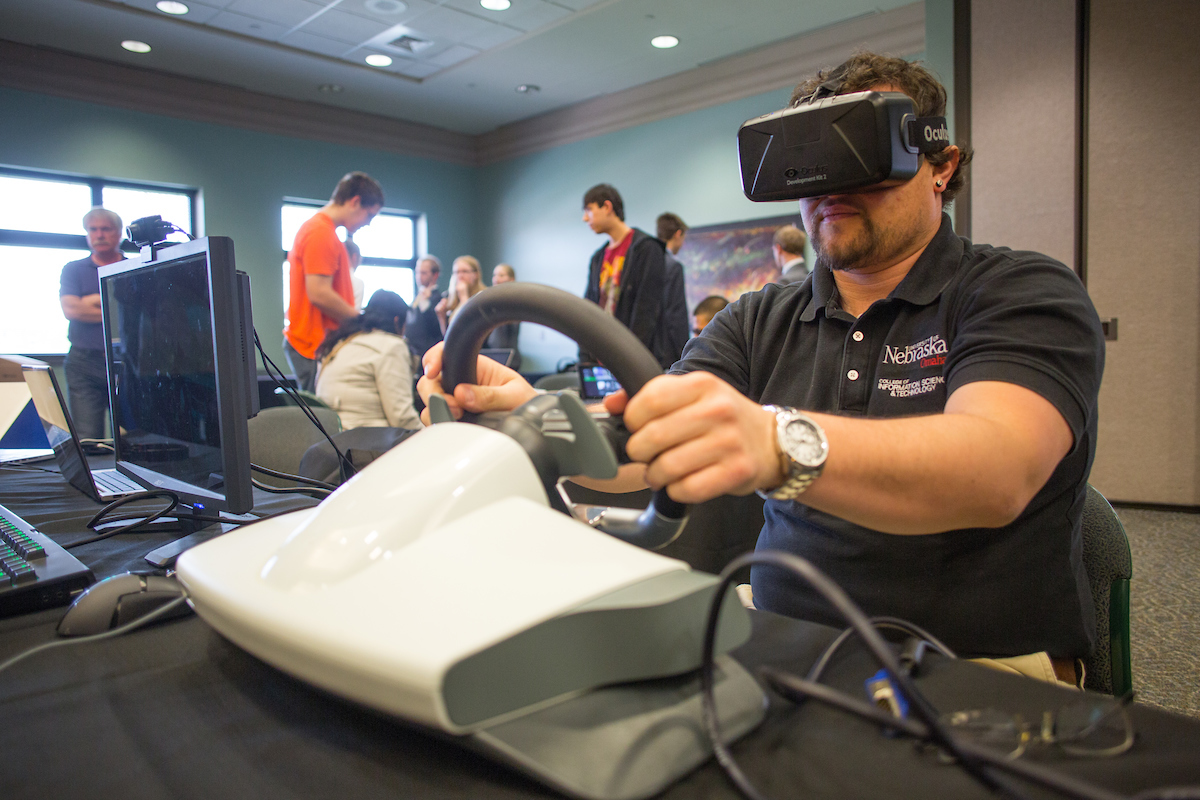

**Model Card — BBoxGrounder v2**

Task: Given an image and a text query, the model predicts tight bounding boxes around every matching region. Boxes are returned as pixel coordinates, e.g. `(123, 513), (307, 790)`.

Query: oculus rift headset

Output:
(738, 64), (950, 201)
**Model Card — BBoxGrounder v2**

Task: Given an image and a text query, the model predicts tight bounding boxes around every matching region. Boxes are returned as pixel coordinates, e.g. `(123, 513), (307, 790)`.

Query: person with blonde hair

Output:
(435, 255), (484, 333)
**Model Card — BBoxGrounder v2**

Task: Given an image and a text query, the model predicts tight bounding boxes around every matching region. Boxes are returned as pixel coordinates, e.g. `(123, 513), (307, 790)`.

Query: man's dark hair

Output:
(693, 295), (729, 318)
(315, 289), (408, 362)
(656, 212), (688, 242)
(790, 52), (973, 205)
(773, 224), (807, 254)
(331, 171), (385, 208)
(583, 184), (624, 221)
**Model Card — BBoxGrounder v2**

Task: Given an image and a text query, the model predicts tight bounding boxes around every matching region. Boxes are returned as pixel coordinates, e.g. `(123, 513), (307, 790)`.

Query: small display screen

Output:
(104, 254), (225, 494)
(578, 365), (620, 400)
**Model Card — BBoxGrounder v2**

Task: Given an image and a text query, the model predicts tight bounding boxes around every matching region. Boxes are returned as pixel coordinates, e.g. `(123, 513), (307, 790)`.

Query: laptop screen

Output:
(22, 365), (97, 500)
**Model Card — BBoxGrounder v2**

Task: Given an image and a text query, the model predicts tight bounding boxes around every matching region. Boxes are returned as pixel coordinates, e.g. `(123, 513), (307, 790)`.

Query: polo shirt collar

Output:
(799, 213), (963, 322)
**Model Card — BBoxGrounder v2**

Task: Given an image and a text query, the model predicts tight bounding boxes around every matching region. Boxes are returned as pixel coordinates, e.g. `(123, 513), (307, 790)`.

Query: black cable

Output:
(806, 615), (957, 683)
(701, 551), (1028, 800)
(757, 667), (1136, 800)
(253, 328), (353, 483)
(0, 595), (189, 677)
(64, 491), (180, 549)
(251, 477), (330, 499)
(250, 462), (337, 491)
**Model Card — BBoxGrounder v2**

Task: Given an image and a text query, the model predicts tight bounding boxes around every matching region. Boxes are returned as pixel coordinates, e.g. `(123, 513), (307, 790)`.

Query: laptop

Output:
(21, 364), (144, 502)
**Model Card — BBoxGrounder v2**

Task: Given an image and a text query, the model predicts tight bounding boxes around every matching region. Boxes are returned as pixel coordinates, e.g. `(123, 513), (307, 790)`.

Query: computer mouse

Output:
(57, 572), (191, 637)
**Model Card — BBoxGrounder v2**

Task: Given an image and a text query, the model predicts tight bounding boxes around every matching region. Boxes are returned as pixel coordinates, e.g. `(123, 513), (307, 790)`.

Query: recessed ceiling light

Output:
(515, 84), (540, 94)
(480, 0), (511, 10)
(318, 84), (343, 93)
(156, 1), (189, 14)
(365, 0), (407, 13)
(365, 54), (393, 67)
(121, 40), (152, 53)
(651, 35), (679, 49)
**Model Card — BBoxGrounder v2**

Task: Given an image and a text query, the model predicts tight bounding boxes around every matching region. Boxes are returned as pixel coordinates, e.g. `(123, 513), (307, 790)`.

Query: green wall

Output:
(0, 86), (478, 369)
(475, 86), (796, 371)
(0, 2), (953, 375)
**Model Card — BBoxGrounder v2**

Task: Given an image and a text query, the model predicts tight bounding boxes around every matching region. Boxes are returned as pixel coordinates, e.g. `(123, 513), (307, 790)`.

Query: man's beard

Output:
(811, 213), (892, 273)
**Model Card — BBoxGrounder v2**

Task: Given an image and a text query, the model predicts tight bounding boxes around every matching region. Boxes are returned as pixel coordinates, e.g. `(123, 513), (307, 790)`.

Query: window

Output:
(281, 201), (418, 313)
(0, 167), (197, 355)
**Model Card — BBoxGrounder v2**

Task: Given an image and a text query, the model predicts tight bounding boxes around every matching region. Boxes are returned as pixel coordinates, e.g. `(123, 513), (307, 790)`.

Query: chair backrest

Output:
(247, 406), (342, 487)
(274, 387), (334, 410)
(1079, 484), (1133, 695)
(533, 371), (580, 392)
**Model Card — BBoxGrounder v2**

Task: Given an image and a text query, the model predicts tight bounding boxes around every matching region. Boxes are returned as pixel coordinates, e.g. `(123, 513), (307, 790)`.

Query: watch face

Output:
(782, 418), (827, 467)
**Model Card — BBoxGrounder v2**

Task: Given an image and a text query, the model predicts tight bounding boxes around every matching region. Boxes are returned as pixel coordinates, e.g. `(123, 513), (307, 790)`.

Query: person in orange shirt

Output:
(283, 172), (384, 391)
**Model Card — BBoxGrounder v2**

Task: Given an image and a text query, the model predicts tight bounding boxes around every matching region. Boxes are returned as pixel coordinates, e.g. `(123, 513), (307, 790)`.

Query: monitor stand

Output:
(141, 506), (257, 569)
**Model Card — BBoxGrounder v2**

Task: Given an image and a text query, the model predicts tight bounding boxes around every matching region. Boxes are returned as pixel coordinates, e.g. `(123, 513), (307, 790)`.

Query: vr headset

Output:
(738, 89), (950, 201)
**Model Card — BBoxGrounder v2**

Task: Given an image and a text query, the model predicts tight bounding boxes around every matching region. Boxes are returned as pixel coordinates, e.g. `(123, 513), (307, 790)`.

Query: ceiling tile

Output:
(401, 4), (493, 41)
(496, 0), (572, 34)
(392, 59), (441, 78)
(207, 9), (290, 40)
(300, 7), (391, 43)
(338, 0), (434, 26)
(226, 0), (326, 28)
(278, 28), (354, 57)
(117, 0), (225, 25)
(428, 43), (481, 67)
(460, 23), (523, 50)
(552, 0), (609, 10)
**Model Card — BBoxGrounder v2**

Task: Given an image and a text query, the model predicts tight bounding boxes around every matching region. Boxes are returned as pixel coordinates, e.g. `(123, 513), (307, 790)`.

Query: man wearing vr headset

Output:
(420, 53), (1103, 685)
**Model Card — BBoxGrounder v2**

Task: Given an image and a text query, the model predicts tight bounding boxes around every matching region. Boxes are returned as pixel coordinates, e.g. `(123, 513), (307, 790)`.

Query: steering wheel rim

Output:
(439, 282), (688, 543)
(441, 282), (661, 396)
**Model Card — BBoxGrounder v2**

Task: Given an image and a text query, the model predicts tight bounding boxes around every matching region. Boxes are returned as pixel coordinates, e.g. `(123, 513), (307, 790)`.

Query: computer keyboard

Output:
(92, 468), (142, 495)
(0, 502), (94, 617)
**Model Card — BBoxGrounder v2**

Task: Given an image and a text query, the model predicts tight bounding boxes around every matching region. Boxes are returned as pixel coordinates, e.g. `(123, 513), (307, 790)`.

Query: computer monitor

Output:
(99, 236), (258, 517)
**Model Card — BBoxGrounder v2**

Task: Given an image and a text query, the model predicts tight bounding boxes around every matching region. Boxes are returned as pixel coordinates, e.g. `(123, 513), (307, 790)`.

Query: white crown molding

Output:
(0, 3), (924, 169)
(475, 2), (926, 165)
(0, 40), (477, 166)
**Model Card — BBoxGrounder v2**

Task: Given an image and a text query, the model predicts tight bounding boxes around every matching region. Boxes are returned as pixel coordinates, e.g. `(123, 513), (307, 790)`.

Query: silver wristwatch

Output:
(756, 405), (828, 501)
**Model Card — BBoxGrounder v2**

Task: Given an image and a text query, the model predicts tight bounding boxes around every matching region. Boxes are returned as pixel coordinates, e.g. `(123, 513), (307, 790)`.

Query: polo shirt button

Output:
(847, 369), (860, 381)
(852, 331), (864, 342)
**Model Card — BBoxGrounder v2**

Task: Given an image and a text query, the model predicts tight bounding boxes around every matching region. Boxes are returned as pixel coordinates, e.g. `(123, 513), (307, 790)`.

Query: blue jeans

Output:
(64, 345), (109, 440)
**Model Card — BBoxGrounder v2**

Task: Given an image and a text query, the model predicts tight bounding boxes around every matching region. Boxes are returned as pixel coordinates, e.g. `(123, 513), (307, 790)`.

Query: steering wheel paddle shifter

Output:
(437, 281), (689, 550)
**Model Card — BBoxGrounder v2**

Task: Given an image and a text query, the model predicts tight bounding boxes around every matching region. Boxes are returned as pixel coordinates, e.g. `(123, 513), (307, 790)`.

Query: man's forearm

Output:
(61, 294), (103, 323)
(308, 286), (357, 321)
(801, 406), (1064, 534)
(625, 375), (1072, 537)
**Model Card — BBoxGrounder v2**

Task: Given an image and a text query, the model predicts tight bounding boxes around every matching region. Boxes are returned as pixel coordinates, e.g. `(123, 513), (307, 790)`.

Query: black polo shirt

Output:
(672, 214), (1104, 658)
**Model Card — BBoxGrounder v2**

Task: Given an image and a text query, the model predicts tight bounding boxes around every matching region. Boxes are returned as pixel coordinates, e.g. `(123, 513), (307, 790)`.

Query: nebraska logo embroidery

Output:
(881, 334), (948, 368)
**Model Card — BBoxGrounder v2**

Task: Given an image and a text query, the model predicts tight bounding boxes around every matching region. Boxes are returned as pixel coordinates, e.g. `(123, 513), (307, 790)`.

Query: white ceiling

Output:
(0, 0), (918, 135)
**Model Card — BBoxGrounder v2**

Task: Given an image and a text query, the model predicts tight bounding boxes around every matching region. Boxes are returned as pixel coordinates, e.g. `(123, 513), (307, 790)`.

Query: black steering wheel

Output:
(439, 282), (687, 549)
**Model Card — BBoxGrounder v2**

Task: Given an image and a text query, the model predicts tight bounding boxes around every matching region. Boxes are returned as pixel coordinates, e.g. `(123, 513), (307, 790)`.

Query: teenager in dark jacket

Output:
(580, 184), (676, 369)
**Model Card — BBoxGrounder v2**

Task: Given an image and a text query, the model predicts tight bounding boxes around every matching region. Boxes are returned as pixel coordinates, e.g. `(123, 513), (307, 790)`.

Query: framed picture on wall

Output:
(675, 213), (802, 311)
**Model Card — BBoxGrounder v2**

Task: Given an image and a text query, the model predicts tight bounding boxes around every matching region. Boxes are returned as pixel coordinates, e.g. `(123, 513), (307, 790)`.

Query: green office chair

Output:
(1080, 484), (1133, 696)
(273, 387), (334, 409)
(248, 405), (342, 488)
(533, 370), (580, 392)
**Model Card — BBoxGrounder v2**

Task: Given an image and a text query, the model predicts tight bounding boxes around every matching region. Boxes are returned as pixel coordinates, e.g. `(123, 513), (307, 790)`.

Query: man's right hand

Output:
(604, 372), (783, 504)
(417, 342), (538, 424)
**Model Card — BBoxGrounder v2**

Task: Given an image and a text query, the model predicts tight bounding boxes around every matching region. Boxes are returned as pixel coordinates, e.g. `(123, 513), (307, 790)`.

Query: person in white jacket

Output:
(314, 290), (423, 430)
